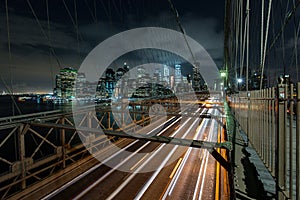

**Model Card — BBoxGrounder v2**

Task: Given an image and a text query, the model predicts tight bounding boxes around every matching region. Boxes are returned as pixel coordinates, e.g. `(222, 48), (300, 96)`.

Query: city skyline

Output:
(0, 0), (224, 93)
(53, 62), (198, 99)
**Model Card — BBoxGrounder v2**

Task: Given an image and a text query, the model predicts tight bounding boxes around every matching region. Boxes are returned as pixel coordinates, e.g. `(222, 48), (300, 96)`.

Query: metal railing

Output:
(0, 97), (183, 199)
(230, 83), (300, 200)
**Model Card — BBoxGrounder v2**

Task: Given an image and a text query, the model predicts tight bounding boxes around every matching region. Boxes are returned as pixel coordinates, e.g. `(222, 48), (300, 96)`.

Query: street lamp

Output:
(237, 78), (243, 91)
(220, 70), (227, 78)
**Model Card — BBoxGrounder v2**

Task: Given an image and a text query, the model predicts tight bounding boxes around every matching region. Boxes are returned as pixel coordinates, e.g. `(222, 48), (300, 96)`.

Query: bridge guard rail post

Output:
(289, 84), (294, 199)
(297, 82), (300, 200)
(276, 84), (287, 200)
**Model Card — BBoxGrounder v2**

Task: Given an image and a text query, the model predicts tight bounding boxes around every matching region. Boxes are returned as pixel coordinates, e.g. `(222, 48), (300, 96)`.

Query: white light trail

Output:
(107, 108), (204, 200)
(42, 115), (178, 200)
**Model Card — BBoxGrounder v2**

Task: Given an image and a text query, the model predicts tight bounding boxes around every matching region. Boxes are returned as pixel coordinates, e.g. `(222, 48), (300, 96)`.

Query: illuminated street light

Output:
(237, 78), (243, 83)
(220, 70), (227, 78)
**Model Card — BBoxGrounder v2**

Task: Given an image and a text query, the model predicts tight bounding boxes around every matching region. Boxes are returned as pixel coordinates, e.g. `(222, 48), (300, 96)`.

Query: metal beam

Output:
(30, 122), (232, 171)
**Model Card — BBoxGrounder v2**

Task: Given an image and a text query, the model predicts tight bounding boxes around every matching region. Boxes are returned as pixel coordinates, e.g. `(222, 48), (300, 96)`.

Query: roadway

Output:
(42, 98), (227, 200)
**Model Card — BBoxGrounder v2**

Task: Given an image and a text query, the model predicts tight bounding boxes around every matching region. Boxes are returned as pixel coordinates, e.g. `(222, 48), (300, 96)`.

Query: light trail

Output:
(215, 123), (221, 200)
(130, 153), (149, 171)
(196, 109), (216, 200)
(162, 108), (212, 199)
(72, 115), (184, 200)
(107, 108), (205, 200)
(41, 115), (179, 200)
(169, 158), (183, 179)
(134, 115), (203, 200)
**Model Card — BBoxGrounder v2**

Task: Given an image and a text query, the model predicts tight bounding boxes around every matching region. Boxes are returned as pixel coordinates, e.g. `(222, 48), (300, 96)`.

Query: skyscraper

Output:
(174, 64), (182, 85)
(162, 65), (170, 85)
(76, 72), (86, 97)
(54, 67), (78, 98)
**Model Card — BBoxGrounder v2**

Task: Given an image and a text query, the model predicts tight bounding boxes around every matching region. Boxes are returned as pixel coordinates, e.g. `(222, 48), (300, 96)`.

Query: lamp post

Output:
(237, 78), (243, 91)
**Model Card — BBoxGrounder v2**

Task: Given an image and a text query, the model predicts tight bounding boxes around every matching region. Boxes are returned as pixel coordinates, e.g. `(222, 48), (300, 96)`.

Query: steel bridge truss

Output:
(0, 96), (230, 199)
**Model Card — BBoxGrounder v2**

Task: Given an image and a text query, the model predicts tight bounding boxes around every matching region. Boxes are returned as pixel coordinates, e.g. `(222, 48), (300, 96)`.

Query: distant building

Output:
(54, 67), (78, 98)
(174, 64), (182, 85)
(153, 68), (162, 82)
(162, 65), (170, 84)
(137, 66), (146, 85)
(192, 66), (201, 91)
(76, 72), (86, 97)
(96, 78), (106, 98)
(105, 68), (116, 97)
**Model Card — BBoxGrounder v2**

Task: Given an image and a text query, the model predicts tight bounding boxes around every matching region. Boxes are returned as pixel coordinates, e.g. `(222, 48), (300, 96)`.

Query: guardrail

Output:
(229, 83), (300, 200)
(0, 97), (181, 199)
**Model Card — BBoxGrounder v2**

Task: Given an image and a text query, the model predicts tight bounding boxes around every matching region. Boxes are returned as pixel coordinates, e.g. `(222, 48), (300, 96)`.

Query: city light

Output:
(237, 78), (243, 83)
(220, 71), (226, 78)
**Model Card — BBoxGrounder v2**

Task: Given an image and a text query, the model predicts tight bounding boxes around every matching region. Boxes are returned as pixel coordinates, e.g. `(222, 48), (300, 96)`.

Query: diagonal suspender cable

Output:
(167, 0), (197, 66)
(260, 0), (273, 90)
(245, 0), (250, 91)
(74, 0), (81, 60)
(260, 0), (264, 69)
(234, 0), (240, 83)
(62, 0), (85, 43)
(239, 0), (243, 79)
(294, 13), (300, 81)
(46, 0), (54, 89)
(266, 0), (300, 57)
(240, 0), (247, 79)
(4, 0), (22, 115)
(84, 0), (97, 23)
(26, 0), (61, 68)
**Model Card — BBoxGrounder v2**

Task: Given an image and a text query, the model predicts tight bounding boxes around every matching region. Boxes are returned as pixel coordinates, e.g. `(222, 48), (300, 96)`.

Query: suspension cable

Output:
(74, 0), (80, 60)
(266, 0), (300, 57)
(4, 0), (22, 115)
(84, 0), (97, 23)
(260, 0), (264, 68)
(167, 0), (197, 66)
(260, 0), (273, 90)
(46, 0), (54, 89)
(26, 0), (61, 68)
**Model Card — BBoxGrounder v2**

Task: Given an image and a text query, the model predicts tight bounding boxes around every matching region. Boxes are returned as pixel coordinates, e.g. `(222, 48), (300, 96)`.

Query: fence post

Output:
(271, 87), (276, 176)
(276, 84), (287, 200)
(247, 91), (250, 140)
(266, 88), (271, 171)
(289, 84), (294, 199)
(260, 90), (263, 157)
(297, 82), (300, 200)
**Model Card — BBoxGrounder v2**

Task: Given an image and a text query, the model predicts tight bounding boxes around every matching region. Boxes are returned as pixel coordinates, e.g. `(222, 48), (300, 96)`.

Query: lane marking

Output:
(192, 108), (215, 200)
(215, 124), (221, 200)
(43, 115), (178, 200)
(73, 116), (183, 200)
(198, 109), (216, 200)
(169, 158), (183, 179)
(108, 108), (204, 200)
(160, 109), (210, 199)
(130, 153), (149, 171)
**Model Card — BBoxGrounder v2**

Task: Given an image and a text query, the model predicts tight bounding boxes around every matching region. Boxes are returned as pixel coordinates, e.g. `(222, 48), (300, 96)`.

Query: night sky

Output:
(0, 0), (224, 93)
